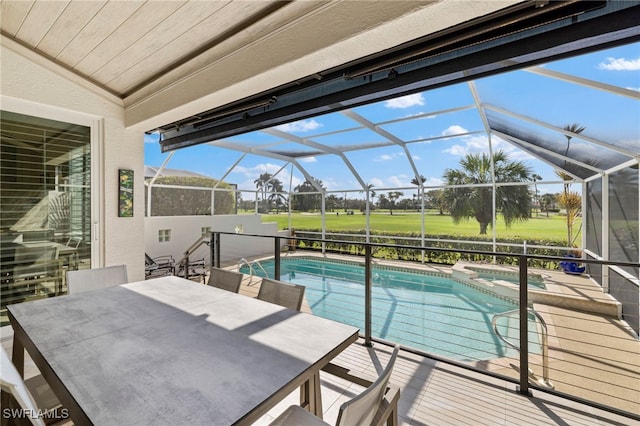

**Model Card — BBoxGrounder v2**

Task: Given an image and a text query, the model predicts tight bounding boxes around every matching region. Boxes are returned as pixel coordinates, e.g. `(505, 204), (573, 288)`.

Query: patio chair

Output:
(176, 258), (207, 283)
(1, 345), (65, 426)
(145, 253), (175, 278)
(66, 264), (128, 294)
(257, 278), (305, 311)
(207, 267), (243, 293)
(270, 345), (400, 426)
(11, 245), (63, 296)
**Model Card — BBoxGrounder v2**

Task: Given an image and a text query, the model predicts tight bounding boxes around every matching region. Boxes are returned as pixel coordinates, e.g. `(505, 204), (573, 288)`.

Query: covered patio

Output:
(1, 1), (638, 424)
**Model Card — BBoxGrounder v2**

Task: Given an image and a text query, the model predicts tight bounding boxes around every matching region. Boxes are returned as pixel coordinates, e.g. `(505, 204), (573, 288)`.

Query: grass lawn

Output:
(256, 210), (579, 243)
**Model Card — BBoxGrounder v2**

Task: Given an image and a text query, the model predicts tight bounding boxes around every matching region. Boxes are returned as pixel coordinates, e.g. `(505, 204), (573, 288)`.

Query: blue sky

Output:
(145, 42), (639, 200)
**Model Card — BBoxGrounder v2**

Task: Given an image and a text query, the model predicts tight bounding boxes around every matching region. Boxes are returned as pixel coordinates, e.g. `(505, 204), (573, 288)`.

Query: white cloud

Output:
(442, 133), (534, 162)
(425, 177), (444, 187)
(404, 111), (437, 119)
(373, 151), (405, 162)
(627, 86), (640, 92)
(442, 125), (468, 137)
(385, 93), (425, 109)
(388, 176), (405, 187)
(370, 178), (384, 187)
(597, 57), (640, 71)
(443, 144), (469, 156)
(300, 156), (317, 163)
(275, 119), (322, 133)
(232, 162), (303, 192)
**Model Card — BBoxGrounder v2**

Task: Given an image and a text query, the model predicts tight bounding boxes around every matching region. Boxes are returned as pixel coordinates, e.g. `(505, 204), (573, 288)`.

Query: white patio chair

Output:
(257, 278), (305, 311)
(207, 267), (243, 293)
(0, 345), (64, 426)
(66, 264), (128, 294)
(270, 345), (400, 426)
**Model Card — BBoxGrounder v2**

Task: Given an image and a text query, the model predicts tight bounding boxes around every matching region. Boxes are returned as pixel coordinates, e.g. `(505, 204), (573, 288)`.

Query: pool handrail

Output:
(237, 257), (270, 279)
(492, 308), (553, 389)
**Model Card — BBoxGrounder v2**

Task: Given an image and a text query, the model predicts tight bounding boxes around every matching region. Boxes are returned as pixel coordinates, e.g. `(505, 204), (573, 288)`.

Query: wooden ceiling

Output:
(0, 1), (438, 99)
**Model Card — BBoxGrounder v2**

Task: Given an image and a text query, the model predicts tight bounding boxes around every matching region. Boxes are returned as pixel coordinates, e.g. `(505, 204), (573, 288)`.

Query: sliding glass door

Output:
(1, 111), (92, 324)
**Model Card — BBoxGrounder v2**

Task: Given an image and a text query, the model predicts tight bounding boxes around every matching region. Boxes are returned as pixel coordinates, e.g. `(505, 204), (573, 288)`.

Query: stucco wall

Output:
(145, 215), (287, 266)
(1, 39), (146, 281)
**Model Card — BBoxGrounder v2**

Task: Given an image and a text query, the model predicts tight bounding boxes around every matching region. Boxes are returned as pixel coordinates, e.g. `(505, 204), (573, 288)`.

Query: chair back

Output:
(13, 245), (59, 279)
(67, 264), (128, 294)
(145, 253), (157, 268)
(257, 278), (305, 311)
(0, 346), (47, 426)
(335, 345), (400, 426)
(207, 267), (243, 293)
(66, 236), (83, 248)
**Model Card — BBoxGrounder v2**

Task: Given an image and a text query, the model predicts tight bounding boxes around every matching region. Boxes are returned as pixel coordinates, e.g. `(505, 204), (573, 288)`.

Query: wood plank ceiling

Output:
(0, 0), (437, 100)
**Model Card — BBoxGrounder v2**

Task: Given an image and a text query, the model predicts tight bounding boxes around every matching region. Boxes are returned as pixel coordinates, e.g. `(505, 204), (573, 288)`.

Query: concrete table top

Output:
(8, 276), (359, 425)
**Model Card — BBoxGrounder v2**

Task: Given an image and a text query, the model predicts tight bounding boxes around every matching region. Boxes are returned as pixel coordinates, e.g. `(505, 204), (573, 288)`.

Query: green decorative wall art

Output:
(118, 169), (134, 217)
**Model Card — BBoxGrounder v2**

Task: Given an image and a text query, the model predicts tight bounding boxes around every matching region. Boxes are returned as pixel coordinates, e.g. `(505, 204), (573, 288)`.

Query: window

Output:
(158, 229), (171, 242)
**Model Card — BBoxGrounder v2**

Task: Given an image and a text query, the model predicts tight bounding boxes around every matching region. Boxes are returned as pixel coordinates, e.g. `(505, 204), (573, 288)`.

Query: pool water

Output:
(241, 257), (541, 362)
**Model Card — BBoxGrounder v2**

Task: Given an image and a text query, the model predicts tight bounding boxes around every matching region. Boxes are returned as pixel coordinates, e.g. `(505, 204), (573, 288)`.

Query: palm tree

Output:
(426, 190), (446, 215)
(557, 123), (585, 245)
(531, 173), (542, 216)
(386, 191), (403, 215)
(292, 177), (324, 212)
(539, 193), (556, 217)
(443, 150), (532, 235)
(411, 175), (426, 211)
(557, 190), (582, 246)
(253, 172), (273, 212)
(562, 123), (586, 157)
(267, 178), (287, 213)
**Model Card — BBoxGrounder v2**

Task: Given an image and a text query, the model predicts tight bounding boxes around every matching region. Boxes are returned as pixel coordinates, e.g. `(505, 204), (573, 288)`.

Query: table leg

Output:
(300, 371), (323, 419)
(11, 335), (25, 378)
(1, 390), (10, 426)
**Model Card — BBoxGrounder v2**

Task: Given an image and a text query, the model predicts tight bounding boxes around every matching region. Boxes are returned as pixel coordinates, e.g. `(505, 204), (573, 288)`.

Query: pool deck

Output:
(2, 328), (634, 425)
(229, 252), (639, 417)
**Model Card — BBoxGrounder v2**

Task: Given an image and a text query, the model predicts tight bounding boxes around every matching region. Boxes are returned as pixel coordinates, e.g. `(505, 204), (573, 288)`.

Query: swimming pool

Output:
(241, 256), (541, 362)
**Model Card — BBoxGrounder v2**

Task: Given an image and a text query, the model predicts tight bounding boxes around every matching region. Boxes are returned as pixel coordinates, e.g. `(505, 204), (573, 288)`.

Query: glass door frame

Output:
(2, 96), (102, 269)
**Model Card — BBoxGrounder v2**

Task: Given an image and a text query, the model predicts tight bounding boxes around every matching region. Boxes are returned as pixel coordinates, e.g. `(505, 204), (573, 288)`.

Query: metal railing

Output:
(205, 230), (639, 421)
(492, 308), (553, 389)
(236, 257), (270, 278)
(177, 234), (210, 281)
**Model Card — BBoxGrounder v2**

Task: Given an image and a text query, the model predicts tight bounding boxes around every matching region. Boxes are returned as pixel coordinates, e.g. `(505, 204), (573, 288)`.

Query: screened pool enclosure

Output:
(146, 42), (639, 340)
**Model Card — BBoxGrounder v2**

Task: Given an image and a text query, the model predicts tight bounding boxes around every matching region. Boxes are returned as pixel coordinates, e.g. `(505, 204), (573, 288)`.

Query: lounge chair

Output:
(176, 258), (207, 283)
(145, 253), (175, 278)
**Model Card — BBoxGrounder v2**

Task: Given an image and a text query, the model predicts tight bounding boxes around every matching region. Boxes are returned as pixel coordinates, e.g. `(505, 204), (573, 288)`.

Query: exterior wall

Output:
(145, 215), (287, 265)
(1, 40), (146, 281)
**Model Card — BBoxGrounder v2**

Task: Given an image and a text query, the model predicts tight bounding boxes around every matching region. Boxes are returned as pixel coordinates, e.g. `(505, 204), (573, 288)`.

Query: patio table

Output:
(8, 276), (359, 425)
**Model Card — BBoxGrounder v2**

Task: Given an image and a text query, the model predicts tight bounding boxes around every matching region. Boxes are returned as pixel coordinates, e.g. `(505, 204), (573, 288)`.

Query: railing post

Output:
(214, 233), (221, 268)
(364, 244), (372, 347)
(274, 237), (281, 280)
(519, 255), (531, 396)
(209, 232), (216, 268)
(184, 255), (190, 280)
